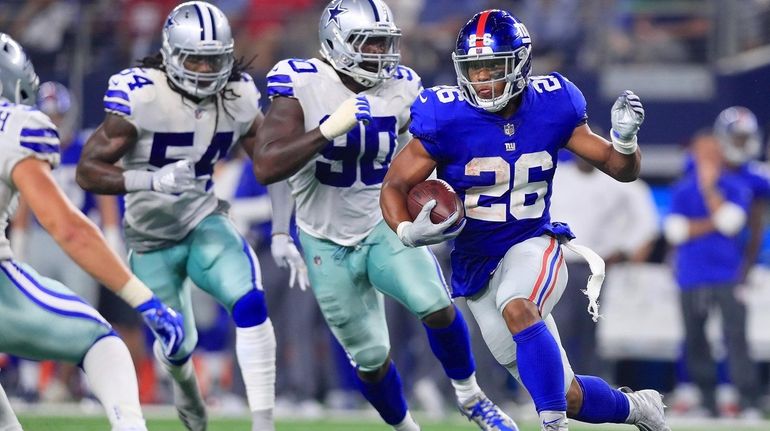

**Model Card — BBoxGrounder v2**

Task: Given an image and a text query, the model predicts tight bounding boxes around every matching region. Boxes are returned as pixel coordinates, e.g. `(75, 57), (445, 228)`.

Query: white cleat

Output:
(620, 387), (671, 431)
(540, 411), (568, 431)
(458, 392), (520, 431)
(172, 383), (208, 431)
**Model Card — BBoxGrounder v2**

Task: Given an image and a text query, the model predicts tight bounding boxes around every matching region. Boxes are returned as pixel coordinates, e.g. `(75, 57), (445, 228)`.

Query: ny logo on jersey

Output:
(505, 142), (516, 152)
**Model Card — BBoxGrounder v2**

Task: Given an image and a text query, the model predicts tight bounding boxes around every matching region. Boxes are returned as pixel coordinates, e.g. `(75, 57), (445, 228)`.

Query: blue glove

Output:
(354, 95), (372, 125)
(136, 297), (184, 357)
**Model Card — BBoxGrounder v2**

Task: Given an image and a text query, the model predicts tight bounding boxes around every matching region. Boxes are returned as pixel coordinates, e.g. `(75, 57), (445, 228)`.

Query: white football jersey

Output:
(266, 58), (422, 246)
(0, 100), (61, 259)
(104, 68), (261, 251)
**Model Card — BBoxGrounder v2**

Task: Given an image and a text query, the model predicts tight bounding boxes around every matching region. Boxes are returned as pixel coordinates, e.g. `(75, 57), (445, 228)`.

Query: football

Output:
(407, 179), (465, 226)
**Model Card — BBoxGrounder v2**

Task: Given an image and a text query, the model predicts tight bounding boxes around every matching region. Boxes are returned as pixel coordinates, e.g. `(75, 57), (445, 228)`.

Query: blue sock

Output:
(354, 361), (408, 425)
(513, 320), (566, 412)
(423, 305), (475, 380)
(573, 375), (630, 423)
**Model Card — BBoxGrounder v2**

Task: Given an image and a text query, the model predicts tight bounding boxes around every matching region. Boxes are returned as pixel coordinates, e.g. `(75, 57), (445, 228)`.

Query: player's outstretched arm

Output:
(566, 91), (644, 182)
(76, 114), (138, 194)
(253, 95), (371, 184)
(16, 157), (185, 356)
(380, 138), (437, 232)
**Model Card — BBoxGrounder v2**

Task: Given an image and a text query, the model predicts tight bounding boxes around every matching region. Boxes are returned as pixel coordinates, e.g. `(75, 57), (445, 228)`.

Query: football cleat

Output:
(458, 392), (519, 431)
(620, 387), (671, 431)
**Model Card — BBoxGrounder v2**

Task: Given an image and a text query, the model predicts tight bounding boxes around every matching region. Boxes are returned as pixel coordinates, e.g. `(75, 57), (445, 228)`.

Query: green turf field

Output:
(16, 416), (770, 431)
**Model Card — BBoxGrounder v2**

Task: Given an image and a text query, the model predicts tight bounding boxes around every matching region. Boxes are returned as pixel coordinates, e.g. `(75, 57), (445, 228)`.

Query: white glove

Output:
(271, 233), (309, 291)
(152, 160), (197, 193)
(397, 200), (466, 247)
(318, 95), (372, 140)
(610, 90), (645, 154)
(123, 160), (197, 193)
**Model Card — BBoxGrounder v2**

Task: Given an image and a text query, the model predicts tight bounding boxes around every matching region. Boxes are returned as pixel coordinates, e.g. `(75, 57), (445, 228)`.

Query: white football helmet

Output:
(319, 0), (401, 88)
(714, 106), (761, 165)
(0, 33), (40, 106)
(161, 1), (234, 98)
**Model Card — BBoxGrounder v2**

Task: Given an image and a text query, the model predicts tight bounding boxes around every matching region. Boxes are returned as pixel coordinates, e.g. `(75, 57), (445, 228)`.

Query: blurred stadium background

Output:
(2, 0), (770, 429)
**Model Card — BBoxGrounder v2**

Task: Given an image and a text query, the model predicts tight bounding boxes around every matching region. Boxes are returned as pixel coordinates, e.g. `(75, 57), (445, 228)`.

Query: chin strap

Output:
(562, 241), (606, 323)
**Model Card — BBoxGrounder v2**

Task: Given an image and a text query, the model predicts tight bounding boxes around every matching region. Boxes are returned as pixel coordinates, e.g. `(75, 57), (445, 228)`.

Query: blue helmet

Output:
(452, 10), (532, 112)
(714, 106), (761, 165)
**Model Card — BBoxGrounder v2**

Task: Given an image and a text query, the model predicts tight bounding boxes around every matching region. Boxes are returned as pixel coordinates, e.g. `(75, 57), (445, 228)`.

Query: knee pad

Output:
(232, 289), (268, 328)
(353, 345), (389, 373)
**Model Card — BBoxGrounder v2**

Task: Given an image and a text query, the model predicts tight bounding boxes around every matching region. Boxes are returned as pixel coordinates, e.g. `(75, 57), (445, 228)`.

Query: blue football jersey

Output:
(410, 73), (587, 297)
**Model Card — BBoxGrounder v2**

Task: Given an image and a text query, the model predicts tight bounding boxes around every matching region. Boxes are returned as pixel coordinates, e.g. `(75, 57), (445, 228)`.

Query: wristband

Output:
(117, 275), (154, 307)
(610, 129), (638, 155)
(123, 170), (153, 192)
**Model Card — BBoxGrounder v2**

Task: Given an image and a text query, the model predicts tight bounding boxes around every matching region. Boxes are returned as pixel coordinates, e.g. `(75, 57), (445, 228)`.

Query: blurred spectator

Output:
(610, 0), (712, 63)
(663, 131), (762, 417)
(0, 0), (78, 80)
(550, 153), (659, 379)
(518, 0), (583, 72)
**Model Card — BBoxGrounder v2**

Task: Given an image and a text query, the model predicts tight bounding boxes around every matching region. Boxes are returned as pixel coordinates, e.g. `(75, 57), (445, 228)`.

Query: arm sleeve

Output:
(555, 73), (588, 129)
(0, 111), (61, 185)
(268, 180), (295, 235)
(409, 88), (445, 161)
(265, 60), (300, 100)
(103, 69), (143, 127)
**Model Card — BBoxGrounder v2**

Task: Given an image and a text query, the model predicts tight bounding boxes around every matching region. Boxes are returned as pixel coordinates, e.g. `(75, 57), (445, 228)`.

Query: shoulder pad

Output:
(223, 74), (262, 123)
(104, 68), (159, 117)
(266, 58), (318, 99)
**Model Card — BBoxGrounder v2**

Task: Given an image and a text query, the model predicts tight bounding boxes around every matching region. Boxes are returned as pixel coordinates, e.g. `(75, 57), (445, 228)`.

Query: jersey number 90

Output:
(315, 116), (397, 187)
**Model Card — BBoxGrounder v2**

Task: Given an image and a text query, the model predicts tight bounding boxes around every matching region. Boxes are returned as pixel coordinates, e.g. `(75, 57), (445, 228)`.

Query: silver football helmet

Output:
(161, 1), (234, 98)
(319, 0), (401, 88)
(0, 33), (40, 106)
(714, 106), (761, 165)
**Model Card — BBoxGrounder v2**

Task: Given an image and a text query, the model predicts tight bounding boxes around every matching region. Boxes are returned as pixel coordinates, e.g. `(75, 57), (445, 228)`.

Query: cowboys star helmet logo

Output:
(504, 123), (515, 136)
(325, 2), (348, 28)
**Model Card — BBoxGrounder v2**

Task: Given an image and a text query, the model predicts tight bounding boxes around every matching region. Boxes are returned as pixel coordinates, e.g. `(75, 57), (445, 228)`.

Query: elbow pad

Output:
(663, 215), (689, 245)
(713, 203), (746, 236)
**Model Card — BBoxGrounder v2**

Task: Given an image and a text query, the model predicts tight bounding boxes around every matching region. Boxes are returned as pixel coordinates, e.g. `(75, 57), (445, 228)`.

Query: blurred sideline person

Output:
(252, 1), (517, 430)
(10, 81), (128, 402)
(380, 9), (671, 431)
(75, 3), (276, 430)
(0, 32), (183, 431)
(664, 125), (766, 418)
(550, 153), (659, 379)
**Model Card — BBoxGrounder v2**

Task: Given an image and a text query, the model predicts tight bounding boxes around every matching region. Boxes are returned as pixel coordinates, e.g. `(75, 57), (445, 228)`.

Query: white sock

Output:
(83, 336), (147, 431)
(540, 410), (567, 429)
(153, 343), (206, 413)
(0, 384), (22, 431)
(17, 360), (39, 394)
(236, 319), (276, 414)
(393, 411), (420, 431)
(451, 373), (482, 405)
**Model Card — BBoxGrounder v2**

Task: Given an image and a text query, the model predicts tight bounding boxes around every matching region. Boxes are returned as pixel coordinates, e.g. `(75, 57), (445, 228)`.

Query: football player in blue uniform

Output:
(252, 1), (517, 430)
(380, 10), (670, 431)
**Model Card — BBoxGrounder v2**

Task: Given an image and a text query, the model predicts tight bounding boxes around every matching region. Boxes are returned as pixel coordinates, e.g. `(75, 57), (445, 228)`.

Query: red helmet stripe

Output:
(475, 10), (492, 47)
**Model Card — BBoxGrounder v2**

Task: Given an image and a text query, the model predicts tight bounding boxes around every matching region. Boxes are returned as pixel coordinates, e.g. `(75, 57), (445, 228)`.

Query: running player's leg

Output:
(470, 236), (668, 430)
(366, 221), (515, 430)
(0, 261), (146, 431)
(300, 229), (419, 431)
(128, 247), (204, 431)
(185, 215), (275, 431)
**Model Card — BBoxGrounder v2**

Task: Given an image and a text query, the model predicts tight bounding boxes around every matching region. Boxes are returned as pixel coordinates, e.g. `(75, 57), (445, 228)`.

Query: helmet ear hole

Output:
(325, 39), (334, 51)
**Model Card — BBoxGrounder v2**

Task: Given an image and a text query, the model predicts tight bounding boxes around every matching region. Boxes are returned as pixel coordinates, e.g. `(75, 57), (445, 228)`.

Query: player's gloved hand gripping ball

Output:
(398, 179), (466, 247)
